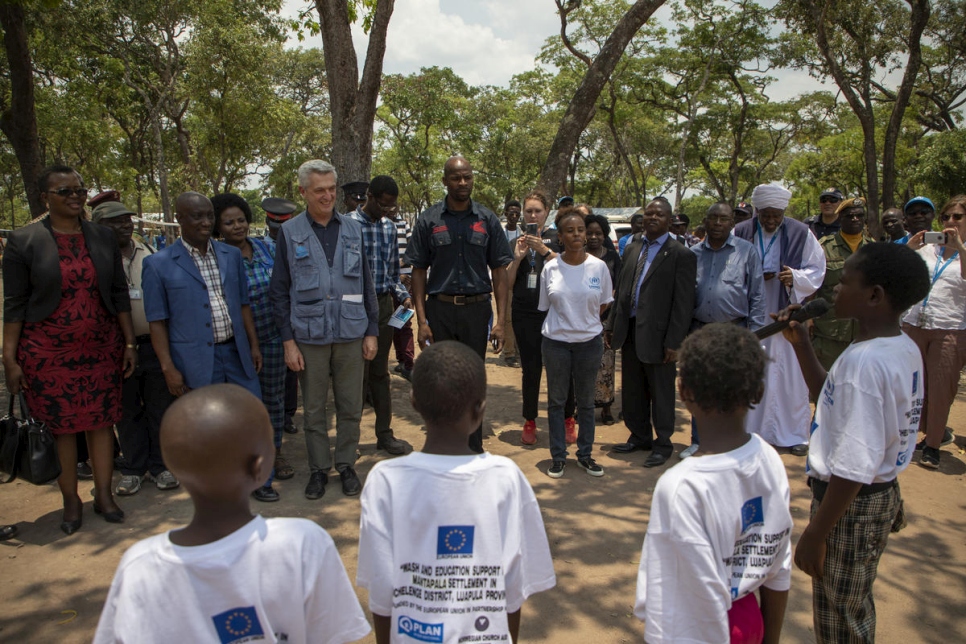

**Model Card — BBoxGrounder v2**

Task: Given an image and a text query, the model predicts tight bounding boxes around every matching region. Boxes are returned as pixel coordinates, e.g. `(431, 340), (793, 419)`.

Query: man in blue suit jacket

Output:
(142, 192), (262, 398)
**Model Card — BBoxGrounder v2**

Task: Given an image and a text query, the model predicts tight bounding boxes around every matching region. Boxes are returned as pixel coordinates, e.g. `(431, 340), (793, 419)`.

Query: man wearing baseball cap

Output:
(804, 187), (844, 239)
(903, 196), (936, 239)
(733, 202), (753, 224)
(92, 200), (179, 495)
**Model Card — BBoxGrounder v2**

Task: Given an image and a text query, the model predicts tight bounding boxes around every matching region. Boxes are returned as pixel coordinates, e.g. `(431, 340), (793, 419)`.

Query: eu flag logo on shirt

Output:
(437, 525), (474, 556)
(741, 497), (764, 533)
(212, 606), (265, 644)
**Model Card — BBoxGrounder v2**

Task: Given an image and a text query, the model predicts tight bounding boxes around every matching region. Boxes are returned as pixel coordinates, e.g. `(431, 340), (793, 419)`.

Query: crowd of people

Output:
(1, 156), (961, 643)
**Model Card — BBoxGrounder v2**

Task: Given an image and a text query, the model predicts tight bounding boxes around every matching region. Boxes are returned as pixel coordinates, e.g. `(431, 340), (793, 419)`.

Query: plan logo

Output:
(437, 525), (475, 557)
(398, 616), (444, 643)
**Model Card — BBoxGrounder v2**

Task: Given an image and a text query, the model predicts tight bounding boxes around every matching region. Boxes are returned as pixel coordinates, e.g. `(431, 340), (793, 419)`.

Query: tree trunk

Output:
(536, 0), (666, 202)
(880, 0), (930, 212)
(0, 4), (44, 217)
(315, 0), (395, 189)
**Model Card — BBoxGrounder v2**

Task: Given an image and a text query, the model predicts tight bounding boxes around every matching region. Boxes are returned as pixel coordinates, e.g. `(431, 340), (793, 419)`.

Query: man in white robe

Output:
(734, 184), (826, 452)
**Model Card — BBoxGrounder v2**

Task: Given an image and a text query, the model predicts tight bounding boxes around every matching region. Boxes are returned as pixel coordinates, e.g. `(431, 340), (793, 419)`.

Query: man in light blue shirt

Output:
(618, 213), (644, 256)
(681, 202), (766, 459)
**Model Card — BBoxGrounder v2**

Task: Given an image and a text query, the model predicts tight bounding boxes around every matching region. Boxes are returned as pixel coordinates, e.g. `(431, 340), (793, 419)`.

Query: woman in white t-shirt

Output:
(538, 209), (613, 479)
(902, 195), (966, 469)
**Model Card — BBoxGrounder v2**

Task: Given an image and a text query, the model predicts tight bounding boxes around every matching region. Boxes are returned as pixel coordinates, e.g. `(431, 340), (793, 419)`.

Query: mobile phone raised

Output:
(526, 223), (538, 236)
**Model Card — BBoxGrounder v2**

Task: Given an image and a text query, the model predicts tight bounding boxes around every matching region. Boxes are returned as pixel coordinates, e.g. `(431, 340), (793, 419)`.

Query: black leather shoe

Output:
(283, 420), (298, 435)
(304, 471), (328, 500)
(643, 452), (669, 468)
(93, 503), (125, 523)
(252, 485), (280, 503)
(60, 518), (82, 535)
(612, 442), (651, 454)
(0, 525), (18, 541)
(339, 467), (362, 496)
(376, 436), (410, 456)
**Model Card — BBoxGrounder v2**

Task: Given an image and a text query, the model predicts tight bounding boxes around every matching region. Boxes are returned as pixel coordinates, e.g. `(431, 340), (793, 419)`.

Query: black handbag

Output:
(0, 393), (61, 485)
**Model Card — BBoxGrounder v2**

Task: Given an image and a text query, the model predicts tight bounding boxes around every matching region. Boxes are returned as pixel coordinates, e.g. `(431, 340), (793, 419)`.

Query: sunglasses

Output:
(940, 212), (965, 222)
(48, 187), (88, 197)
(819, 196), (840, 204)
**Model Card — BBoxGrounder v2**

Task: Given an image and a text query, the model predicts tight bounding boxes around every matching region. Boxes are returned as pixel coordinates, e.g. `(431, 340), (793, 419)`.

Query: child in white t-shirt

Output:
(357, 341), (556, 644)
(636, 323), (791, 644)
(94, 384), (371, 644)
(776, 242), (930, 643)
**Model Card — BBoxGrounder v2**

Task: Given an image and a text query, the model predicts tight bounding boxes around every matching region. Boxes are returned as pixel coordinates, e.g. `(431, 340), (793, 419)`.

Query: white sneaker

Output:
(679, 444), (700, 459)
(152, 470), (180, 490)
(115, 475), (141, 496)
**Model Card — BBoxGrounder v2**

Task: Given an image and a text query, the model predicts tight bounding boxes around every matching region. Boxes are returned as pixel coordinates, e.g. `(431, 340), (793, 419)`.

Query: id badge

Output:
(527, 273), (538, 289)
(128, 287), (142, 300)
(918, 308), (928, 327)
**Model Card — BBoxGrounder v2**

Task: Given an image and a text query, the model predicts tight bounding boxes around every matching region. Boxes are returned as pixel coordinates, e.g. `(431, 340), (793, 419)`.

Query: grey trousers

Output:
(297, 339), (364, 472)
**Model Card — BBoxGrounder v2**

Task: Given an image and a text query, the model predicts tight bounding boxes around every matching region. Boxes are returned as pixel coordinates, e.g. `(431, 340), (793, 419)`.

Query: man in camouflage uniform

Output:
(810, 197), (874, 370)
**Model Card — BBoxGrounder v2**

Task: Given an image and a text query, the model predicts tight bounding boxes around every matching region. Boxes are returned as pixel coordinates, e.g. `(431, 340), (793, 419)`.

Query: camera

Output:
(526, 223), (538, 236)
(924, 231), (947, 245)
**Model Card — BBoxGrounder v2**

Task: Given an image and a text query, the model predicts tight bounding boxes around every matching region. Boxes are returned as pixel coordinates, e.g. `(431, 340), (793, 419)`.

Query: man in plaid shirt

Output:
(349, 176), (412, 455)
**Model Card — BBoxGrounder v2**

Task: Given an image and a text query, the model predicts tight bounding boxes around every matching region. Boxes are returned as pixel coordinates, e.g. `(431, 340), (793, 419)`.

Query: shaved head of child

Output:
(161, 384), (274, 506)
(410, 341), (487, 453)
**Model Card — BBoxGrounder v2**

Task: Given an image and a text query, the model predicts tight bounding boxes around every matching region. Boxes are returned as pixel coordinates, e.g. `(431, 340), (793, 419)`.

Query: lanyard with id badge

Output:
(919, 248), (959, 326)
(527, 249), (538, 289)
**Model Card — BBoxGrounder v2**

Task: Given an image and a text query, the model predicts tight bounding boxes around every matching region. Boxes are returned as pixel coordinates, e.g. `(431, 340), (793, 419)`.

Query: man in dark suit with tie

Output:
(604, 198), (697, 467)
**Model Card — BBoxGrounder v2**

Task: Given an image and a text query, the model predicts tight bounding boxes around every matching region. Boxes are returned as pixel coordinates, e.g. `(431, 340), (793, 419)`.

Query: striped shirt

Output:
(182, 239), (233, 343)
(393, 215), (410, 265)
(350, 208), (410, 302)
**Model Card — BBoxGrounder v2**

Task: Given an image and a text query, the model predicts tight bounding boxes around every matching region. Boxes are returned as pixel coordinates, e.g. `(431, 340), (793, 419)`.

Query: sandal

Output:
(274, 456), (295, 480)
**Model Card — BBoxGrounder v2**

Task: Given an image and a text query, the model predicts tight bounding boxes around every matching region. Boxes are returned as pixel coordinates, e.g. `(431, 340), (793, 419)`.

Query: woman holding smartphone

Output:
(540, 207), (613, 478)
(506, 190), (577, 446)
(902, 195), (966, 470)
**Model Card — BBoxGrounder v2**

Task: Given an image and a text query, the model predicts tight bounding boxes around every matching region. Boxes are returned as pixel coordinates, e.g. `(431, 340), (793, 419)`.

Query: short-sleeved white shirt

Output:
(538, 254), (613, 342)
(807, 334), (923, 484)
(902, 245), (966, 330)
(635, 434), (793, 644)
(357, 452), (556, 644)
(94, 516), (371, 644)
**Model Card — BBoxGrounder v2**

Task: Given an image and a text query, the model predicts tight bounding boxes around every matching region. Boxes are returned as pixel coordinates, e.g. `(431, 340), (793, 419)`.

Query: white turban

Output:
(751, 183), (792, 211)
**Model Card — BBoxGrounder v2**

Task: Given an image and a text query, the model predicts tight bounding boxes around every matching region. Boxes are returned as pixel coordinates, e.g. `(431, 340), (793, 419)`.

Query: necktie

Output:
(632, 239), (650, 289)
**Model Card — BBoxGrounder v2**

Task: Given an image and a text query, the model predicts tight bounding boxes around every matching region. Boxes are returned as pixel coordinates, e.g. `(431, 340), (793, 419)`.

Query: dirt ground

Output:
(1, 349), (964, 643)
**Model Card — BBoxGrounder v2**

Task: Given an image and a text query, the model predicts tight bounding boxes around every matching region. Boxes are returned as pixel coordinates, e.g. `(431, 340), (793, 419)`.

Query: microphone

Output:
(754, 298), (831, 340)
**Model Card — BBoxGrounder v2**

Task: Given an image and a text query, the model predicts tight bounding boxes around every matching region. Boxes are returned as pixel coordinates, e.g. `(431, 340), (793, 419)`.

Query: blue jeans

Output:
(543, 335), (604, 462)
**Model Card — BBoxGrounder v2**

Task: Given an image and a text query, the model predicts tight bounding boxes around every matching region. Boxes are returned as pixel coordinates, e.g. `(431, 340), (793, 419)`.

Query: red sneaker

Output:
(521, 420), (537, 445)
(565, 417), (577, 444)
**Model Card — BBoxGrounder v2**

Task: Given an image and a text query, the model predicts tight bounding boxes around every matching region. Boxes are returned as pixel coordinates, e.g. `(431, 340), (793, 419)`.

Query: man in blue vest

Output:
(269, 160), (379, 500)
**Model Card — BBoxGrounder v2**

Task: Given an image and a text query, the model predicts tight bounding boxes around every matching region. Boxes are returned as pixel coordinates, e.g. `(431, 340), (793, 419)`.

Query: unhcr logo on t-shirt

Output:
(398, 615), (444, 643)
(437, 525), (475, 558)
(588, 276), (601, 291)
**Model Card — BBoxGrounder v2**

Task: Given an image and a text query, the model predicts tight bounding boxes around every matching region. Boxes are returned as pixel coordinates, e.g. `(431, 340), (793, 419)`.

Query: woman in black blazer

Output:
(3, 165), (136, 535)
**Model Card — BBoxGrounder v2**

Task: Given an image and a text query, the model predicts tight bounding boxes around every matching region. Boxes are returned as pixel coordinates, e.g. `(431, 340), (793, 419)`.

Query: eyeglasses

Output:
(48, 187), (88, 197)
(819, 197), (840, 204)
(940, 212), (965, 222)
